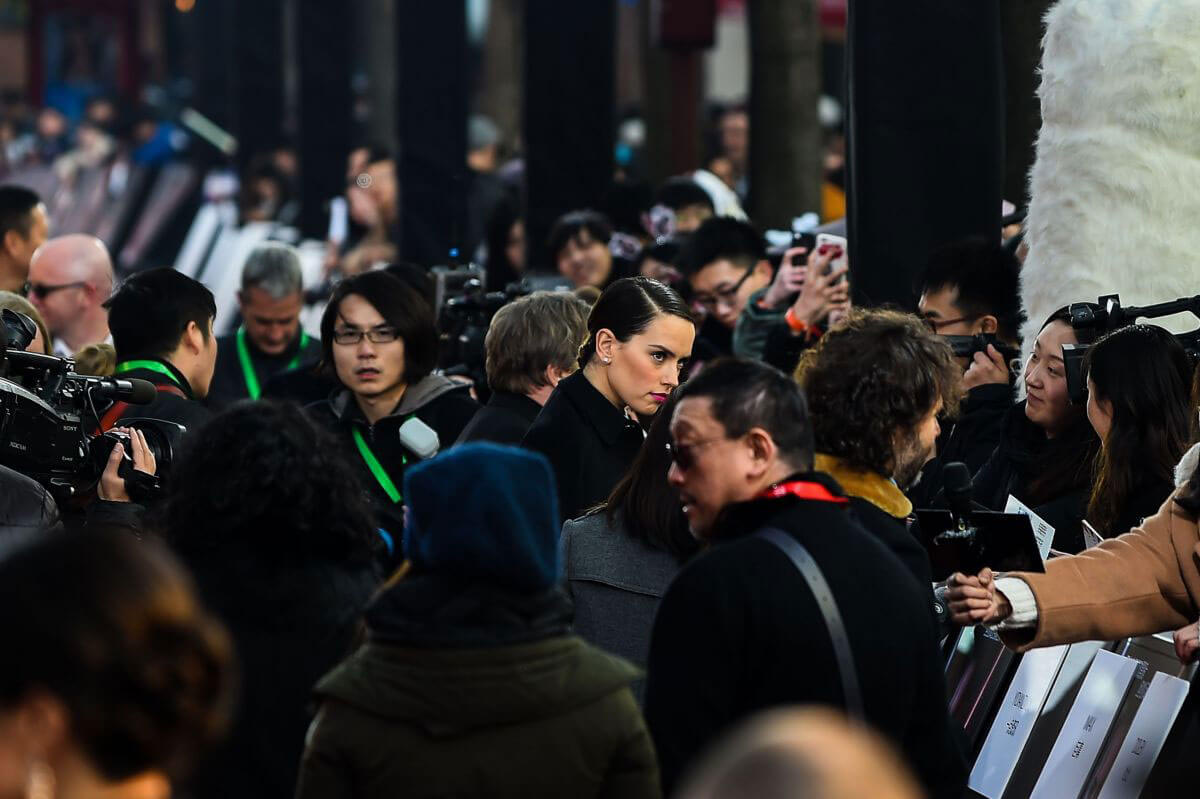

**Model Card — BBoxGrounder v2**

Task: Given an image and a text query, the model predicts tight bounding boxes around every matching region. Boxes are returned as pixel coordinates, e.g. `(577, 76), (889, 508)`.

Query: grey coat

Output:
(560, 511), (684, 703)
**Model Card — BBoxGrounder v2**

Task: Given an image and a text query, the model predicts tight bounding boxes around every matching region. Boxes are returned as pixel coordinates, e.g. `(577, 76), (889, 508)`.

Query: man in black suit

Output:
(644, 359), (966, 799)
(456, 291), (590, 446)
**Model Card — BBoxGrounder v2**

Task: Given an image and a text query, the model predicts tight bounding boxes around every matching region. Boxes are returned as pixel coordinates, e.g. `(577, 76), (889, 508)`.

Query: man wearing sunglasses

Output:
(644, 358), (966, 799)
(27, 235), (113, 357)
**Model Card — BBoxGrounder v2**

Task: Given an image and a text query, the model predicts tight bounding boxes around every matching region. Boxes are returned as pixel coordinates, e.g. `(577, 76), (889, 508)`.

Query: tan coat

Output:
(1001, 492), (1200, 652)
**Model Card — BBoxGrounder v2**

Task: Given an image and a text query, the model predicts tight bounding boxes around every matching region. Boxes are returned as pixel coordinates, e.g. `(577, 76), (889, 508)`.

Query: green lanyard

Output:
(115, 360), (183, 388)
(236, 327), (309, 400)
(351, 426), (406, 504)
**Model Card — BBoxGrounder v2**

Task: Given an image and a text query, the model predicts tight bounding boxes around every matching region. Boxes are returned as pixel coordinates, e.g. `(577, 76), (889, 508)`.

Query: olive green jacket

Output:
(295, 636), (661, 799)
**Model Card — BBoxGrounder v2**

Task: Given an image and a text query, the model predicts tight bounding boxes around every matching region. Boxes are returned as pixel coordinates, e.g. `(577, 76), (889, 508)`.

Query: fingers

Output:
(985, 344), (1008, 369)
(979, 567), (994, 585)
(105, 442), (124, 473)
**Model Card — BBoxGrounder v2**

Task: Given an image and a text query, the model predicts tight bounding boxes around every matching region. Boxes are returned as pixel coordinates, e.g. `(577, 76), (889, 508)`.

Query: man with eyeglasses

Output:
(27, 234), (113, 358)
(675, 217), (848, 360)
(644, 358), (966, 799)
(910, 237), (1023, 507)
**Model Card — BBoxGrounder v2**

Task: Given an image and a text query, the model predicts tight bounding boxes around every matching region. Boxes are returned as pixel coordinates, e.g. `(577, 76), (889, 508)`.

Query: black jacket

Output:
(307, 376), (479, 537)
(180, 554), (379, 799)
(108, 359), (212, 439)
(521, 371), (645, 523)
(456, 391), (542, 446)
(262, 363), (339, 408)
(643, 473), (967, 798)
(0, 464), (57, 551)
(910, 382), (1014, 509)
(970, 401), (1099, 553)
(207, 329), (322, 410)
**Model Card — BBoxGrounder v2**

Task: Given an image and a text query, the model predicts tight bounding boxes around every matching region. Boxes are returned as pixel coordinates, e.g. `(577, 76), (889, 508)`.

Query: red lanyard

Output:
(758, 480), (849, 505)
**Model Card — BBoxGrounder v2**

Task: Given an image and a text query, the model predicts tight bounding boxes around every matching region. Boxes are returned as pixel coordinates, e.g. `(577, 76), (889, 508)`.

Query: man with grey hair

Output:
(207, 242), (320, 409)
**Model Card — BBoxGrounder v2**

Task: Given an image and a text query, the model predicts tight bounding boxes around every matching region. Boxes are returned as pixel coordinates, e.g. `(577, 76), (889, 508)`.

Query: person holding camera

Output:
(102, 269), (219, 436)
(522, 277), (694, 523)
(457, 291), (591, 446)
(307, 270), (478, 545)
(968, 306), (1101, 553)
(910, 237), (1023, 508)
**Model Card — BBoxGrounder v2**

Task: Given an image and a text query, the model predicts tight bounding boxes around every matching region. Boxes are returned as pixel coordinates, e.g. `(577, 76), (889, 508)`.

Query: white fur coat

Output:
(1021, 0), (1200, 350)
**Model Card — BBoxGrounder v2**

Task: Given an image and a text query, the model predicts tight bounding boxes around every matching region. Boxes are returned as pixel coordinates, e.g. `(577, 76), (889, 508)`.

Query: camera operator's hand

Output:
(946, 568), (1013, 626)
(761, 247), (809, 309)
(790, 245), (850, 329)
(962, 344), (1011, 391)
(1173, 621), (1200, 664)
(98, 428), (157, 503)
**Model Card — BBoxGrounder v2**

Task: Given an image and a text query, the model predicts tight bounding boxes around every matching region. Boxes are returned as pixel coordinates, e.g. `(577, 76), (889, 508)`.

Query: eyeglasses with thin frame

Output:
(332, 325), (401, 346)
(28, 281), (88, 300)
(665, 438), (724, 471)
(692, 265), (756, 311)
(921, 314), (980, 333)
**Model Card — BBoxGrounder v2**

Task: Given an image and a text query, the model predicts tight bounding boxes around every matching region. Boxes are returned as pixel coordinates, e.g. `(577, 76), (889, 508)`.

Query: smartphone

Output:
(791, 231), (817, 266)
(816, 233), (848, 284)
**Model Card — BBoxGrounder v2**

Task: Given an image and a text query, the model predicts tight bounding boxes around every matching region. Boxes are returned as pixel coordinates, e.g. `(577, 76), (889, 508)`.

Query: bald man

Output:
(28, 235), (114, 357)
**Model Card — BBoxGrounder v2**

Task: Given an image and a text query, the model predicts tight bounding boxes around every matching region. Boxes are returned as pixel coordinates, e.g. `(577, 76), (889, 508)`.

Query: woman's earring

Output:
(602, 357), (611, 364)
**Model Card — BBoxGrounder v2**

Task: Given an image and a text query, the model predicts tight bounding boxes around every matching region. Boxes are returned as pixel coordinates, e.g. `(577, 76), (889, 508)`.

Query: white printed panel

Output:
(1096, 671), (1190, 799)
(1030, 649), (1137, 798)
(1005, 495), (1055, 561)
(968, 645), (1069, 798)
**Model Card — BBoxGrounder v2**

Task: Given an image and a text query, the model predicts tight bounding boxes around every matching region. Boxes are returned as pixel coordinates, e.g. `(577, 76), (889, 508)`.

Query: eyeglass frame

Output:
(921, 314), (981, 333)
(665, 437), (726, 471)
(331, 325), (402, 346)
(691, 264), (758, 312)
(27, 281), (89, 300)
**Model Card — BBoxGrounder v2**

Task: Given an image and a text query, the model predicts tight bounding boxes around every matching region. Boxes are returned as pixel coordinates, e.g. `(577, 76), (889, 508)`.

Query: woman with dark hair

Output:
(0, 531), (233, 799)
(162, 401), (380, 799)
(523, 276), (695, 522)
(308, 269), (479, 538)
(549, 209), (631, 290)
(483, 199), (525, 292)
(560, 392), (699, 702)
(1084, 325), (1194, 537)
(970, 306), (1101, 552)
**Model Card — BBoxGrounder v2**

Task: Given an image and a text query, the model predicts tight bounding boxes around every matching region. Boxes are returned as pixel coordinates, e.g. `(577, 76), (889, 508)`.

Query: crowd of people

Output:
(0, 92), (1199, 799)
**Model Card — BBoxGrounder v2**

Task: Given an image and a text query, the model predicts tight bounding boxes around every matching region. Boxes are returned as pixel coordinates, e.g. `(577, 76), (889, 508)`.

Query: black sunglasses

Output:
(28, 281), (88, 300)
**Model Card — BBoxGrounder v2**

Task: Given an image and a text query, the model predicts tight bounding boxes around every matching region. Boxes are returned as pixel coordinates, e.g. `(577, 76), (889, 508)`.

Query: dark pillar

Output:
(232, 0), (285, 170)
(524, 0), (615, 273)
(296, 0), (353, 239)
(1000, 0), (1054, 208)
(395, 0), (469, 266)
(846, 1), (1003, 309)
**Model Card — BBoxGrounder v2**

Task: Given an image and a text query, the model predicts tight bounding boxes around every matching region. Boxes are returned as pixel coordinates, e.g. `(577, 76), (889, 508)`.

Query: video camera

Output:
(436, 270), (574, 396)
(1063, 294), (1200, 404)
(0, 309), (184, 500)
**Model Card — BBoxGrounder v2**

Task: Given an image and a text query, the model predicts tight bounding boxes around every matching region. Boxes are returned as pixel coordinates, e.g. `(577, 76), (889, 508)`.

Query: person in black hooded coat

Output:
(161, 402), (380, 799)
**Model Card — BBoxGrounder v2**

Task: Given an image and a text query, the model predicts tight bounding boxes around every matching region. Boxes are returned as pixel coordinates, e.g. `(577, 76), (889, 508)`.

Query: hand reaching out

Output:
(945, 568), (1013, 627)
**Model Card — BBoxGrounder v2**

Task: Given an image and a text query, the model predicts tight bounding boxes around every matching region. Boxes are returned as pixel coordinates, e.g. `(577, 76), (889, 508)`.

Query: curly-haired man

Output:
(796, 308), (962, 589)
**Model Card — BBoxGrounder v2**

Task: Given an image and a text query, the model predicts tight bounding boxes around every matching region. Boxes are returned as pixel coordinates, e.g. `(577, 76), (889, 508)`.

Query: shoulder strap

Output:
(755, 527), (864, 719)
(92, 384), (189, 435)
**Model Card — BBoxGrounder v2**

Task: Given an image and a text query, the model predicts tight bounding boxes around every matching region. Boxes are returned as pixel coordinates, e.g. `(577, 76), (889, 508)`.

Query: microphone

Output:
(89, 377), (158, 405)
(398, 417), (440, 460)
(937, 462), (978, 542)
(944, 462), (974, 521)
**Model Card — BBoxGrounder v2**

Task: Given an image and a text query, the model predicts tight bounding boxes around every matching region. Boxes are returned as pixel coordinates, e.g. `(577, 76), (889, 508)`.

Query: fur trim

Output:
(814, 453), (913, 519)
(1176, 442), (1200, 488)
(1021, 0), (1200, 353)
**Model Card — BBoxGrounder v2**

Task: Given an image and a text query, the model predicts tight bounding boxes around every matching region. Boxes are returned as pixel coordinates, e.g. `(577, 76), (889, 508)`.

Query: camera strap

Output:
(236, 327), (309, 400)
(351, 426), (407, 504)
(755, 527), (864, 719)
(93, 383), (187, 435)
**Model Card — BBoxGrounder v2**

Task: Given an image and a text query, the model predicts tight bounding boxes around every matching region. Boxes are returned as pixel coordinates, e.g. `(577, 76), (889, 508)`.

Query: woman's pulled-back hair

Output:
(0, 531), (233, 781)
(577, 276), (693, 368)
(1085, 325), (1193, 534)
